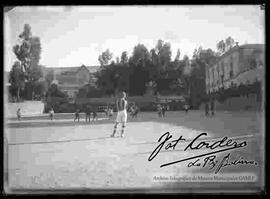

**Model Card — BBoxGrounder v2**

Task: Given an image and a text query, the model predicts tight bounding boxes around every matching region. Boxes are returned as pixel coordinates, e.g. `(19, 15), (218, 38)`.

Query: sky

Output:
(4, 5), (265, 71)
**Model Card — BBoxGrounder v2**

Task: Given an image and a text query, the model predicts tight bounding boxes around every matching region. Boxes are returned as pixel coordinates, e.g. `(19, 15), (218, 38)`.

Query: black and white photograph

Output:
(3, 5), (265, 194)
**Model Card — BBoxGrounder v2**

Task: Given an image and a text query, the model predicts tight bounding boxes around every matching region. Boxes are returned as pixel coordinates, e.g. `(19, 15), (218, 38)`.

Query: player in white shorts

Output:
(111, 91), (128, 138)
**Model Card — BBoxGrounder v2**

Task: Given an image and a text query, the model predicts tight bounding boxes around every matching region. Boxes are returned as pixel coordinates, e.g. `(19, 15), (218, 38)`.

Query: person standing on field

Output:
(85, 105), (91, 122)
(111, 91), (128, 138)
(162, 105), (166, 117)
(205, 101), (209, 117)
(74, 109), (80, 122)
(210, 100), (215, 117)
(17, 108), (21, 121)
(49, 107), (54, 120)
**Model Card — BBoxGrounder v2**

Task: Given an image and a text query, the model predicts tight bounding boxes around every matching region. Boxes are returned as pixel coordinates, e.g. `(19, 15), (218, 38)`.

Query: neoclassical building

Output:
(205, 44), (265, 95)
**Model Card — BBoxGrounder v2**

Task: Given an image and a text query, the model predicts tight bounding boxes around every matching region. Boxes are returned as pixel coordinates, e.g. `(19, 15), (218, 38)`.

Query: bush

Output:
(58, 103), (76, 113)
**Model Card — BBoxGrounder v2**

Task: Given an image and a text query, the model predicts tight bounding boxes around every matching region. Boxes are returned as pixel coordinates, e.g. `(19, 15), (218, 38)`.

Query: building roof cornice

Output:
(208, 44), (265, 69)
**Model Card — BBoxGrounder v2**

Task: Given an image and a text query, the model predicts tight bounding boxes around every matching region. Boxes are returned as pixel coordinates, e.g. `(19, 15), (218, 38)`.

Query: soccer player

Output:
(85, 105), (91, 122)
(132, 104), (139, 118)
(92, 106), (98, 121)
(111, 91), (128, 138)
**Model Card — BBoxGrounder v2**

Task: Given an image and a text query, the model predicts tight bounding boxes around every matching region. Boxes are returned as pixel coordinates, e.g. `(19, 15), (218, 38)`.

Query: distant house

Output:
(42, 65), (100, 98)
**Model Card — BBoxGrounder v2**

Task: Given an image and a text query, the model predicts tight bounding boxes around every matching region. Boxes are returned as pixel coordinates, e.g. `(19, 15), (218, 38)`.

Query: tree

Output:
(9, 61), (25, 101)
(155, 40), (172, 70)
(33, 80), (47, 99)
(217, 37), (236, 54)
(12, 24), (42, 100)
(120, 51), (128, 64)
(174, 49), (181, 62)
(98, 49), (113, 66)
(217, 40), (226, 54)
(116, 57), (120, 64)
(45, 70), (54, 85)
(189, 48), (218, 108)
(47, 83), (67, 98)
(130, 44), (151, 67)
(225, 36), (235, 51)
(28, 64), (43, 82)
(13, 24), (42, 81)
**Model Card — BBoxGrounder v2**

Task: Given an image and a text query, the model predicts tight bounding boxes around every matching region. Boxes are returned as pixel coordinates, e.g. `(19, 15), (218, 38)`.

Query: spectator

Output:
(85, 106), (91, 122)
(157, 104), (162, 117)
(130, 104), (139, 118)
(17, 108), (21, 121)
(210, 100), (215, 117)
(108, 107), (113, 119)
(205, 102), (209, 117)
(162, 105), (166, 117)
(49, 107), (54, 120)
(74, 109), (80, 122)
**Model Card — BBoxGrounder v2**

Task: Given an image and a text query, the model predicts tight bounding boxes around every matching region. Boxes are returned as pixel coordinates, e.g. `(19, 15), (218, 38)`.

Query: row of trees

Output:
(216, 36), (236, 55)
(94, 40), (189, 97)
(91, 39), (219, 108)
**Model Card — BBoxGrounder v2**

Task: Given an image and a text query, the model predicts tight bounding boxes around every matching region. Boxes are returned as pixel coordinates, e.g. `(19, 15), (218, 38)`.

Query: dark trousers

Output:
(74, 114), (79, 122)
(92, 113), (97, 121)
(85, 114), (91, 122)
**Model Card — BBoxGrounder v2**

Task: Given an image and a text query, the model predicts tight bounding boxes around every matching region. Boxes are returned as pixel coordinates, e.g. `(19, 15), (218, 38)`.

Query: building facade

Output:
(205, 44), (265, 95)
(43, 65), (99, 98)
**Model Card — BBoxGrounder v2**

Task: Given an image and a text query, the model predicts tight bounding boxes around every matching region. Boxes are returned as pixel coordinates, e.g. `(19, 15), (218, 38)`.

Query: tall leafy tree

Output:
(98, 49), (113, 66)
(13, 24), (42, 81)
(155, 40), (172, 71)
(217, 37), (236, 54)
(130, 44), (151, 67)
(217, 40), (226, 54)
(189, 48), (218, 108)
(12, 24), (42, 100)
(225, 36), (235, 51)
(120, 51), (128, 65)
(9, 61), (25, 101)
